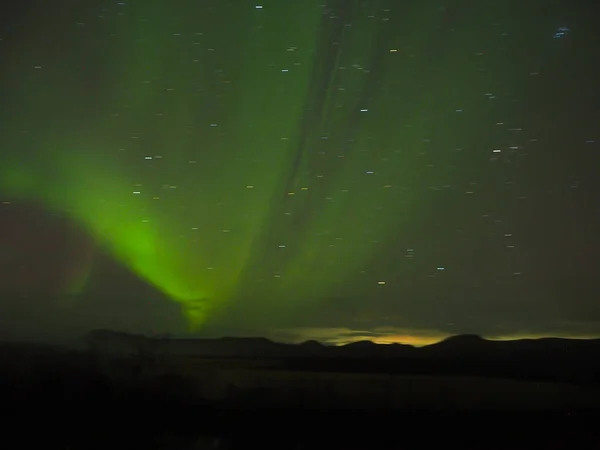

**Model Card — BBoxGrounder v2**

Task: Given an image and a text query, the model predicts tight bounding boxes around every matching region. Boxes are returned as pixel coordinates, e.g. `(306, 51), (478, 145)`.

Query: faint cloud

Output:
(270, 322), (600, 347)
(272, 326), (450, 347)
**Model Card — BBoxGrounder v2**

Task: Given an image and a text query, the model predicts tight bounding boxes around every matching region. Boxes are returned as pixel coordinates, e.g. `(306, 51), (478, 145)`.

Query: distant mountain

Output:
(421, 333), (493, 357)
(80, 330), (600, 384)
(82, 329), (599, 360)
(430, 333), (487, 347)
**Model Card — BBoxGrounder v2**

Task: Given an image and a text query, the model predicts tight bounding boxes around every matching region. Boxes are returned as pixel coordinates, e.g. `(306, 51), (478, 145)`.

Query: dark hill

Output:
(80, 330), (600, 385)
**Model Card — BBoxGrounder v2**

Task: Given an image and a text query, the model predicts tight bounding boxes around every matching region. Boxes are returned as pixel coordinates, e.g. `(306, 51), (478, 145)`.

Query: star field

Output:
(0, 0), (598, 343)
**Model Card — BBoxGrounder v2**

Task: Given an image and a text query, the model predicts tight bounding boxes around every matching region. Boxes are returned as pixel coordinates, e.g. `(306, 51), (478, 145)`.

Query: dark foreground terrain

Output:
(2, 333), (600, 449)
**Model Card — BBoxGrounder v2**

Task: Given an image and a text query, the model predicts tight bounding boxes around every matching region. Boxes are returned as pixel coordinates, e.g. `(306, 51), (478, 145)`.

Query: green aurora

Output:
(2, 0), (596, 341)
(1, 0), (432, 328)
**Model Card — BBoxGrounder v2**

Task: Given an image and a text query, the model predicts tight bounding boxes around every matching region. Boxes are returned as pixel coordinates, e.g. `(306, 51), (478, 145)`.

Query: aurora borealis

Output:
(0, 0), (599, 344)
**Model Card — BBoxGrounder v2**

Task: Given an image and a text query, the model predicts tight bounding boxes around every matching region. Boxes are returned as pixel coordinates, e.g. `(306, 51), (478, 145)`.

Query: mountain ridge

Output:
(84, 329), (600, 360)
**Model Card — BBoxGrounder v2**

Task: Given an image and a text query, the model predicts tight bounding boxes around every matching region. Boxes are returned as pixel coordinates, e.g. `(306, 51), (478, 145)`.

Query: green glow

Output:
(0, 0), (329, 328)
(0, 1), (596, 345)
(0, 0), (422, 329)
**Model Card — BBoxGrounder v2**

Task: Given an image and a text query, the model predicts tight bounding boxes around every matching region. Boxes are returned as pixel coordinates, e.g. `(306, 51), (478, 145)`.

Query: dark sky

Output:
(0, 0), (598, 345)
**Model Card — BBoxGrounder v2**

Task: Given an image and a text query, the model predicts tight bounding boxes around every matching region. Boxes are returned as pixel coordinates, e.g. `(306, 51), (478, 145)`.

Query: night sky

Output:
(0, 0), (598, 345)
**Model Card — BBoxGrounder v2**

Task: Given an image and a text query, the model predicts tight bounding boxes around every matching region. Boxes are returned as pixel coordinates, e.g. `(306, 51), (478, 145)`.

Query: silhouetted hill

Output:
(83, 329), (600, 361)
(426, 333), (487, 349)
(79, 330), (600, 385)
